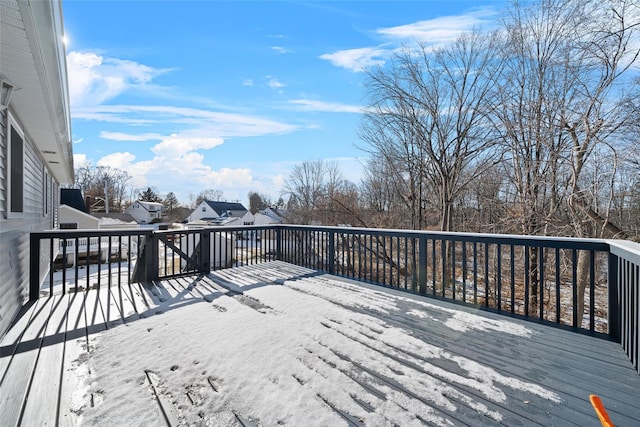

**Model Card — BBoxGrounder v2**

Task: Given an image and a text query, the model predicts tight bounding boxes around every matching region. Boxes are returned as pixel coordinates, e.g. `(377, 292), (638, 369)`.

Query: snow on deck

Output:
(1, 261), (639, 426)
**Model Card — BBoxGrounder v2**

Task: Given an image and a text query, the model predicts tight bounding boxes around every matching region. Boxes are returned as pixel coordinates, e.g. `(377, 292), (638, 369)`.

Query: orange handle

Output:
(589, 394), (614, 427)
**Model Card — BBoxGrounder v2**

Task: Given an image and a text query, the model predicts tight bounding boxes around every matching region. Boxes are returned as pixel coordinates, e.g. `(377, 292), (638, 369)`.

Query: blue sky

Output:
(63, 0), (506, 206)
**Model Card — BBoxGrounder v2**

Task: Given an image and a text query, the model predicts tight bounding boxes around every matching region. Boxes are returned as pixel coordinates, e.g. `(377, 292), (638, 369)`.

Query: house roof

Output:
(1, 0), (73, 184)
(60, 189), (86, 212)
(134, 201), (163, 211)
(91, 212), (137, 223)
(204, 201), (248, 215)
(260, 207), (286, 222)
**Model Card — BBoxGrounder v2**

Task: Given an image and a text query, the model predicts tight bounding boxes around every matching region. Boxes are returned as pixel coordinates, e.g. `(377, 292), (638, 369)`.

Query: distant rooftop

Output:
(205, 201), (248, 214)
(60, 188), (86, 212)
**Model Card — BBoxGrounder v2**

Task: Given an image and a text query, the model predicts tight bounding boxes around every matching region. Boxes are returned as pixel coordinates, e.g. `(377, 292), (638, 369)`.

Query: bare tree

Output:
(494, 0), (640, 322)
(194, 189), (224, 207)
(283, 160), (360, 225)
(361, 30), (501, 232)
(283, 160), (327, 224)
(73, 162), (132, 212)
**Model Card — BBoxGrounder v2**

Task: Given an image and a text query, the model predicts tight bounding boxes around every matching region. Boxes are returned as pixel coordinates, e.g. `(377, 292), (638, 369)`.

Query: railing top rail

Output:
(30, 224), (637, 254)
(272, 224), (612, 250)
(608, 239), (640, 265)
(31, 228), (153, 238)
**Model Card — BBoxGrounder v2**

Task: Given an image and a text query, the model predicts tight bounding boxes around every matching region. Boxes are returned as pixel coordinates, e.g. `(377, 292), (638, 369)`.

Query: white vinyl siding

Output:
(0, 111), (59, 336)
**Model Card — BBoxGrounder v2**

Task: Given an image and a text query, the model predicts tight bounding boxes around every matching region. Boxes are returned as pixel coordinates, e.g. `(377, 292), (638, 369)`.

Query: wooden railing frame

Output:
(29, 225), (639, 373)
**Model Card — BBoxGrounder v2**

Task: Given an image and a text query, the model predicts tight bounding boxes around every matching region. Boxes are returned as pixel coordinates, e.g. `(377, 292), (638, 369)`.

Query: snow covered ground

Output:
(71, 264), (562, 426)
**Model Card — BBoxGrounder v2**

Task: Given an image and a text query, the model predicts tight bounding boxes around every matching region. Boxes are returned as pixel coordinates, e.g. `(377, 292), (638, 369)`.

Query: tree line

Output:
(285, 0), (640, 243)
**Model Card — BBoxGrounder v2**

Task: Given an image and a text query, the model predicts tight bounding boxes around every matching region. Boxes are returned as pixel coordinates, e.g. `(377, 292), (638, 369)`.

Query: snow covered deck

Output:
(1, 261), (639, 426)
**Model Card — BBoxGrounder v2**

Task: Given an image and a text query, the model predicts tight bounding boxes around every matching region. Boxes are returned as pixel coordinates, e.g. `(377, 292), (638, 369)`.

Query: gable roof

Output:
(204, 201), (248, 215)
(134, 201), (163, 211)
(92, 212), (137, 223)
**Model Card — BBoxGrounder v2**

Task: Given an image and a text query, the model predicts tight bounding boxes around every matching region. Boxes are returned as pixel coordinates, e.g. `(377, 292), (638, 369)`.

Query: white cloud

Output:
(76, 104), (298, 137)
(319, 46), (388, 72)
(288, 99), (363, 113)
(151, 134), (225, 157)
(242, 79), (254, 86)
(377, 9), (496, 43)
(100, 131), (166, 141)
(97, 151), (138, 169)
(267, 77), (286, 89)
(73, 153), (87, 166)
(67, 51), (170, 107)
(271, 46), (292, 54)
(320, 8), (497, 72)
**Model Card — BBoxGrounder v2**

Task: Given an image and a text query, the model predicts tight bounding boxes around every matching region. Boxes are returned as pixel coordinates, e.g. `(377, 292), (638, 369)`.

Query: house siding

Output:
(0, 108), (6, 214)
(0, 111), (57, 337)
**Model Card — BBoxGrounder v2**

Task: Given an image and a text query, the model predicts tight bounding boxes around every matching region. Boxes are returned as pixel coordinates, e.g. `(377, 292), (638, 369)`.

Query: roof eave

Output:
(14, 0), (73, 184)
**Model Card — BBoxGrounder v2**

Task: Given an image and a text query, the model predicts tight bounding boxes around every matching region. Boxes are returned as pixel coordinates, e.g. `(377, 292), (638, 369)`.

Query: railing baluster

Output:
(510, 245), (515, 314)
(396, 235), (401, 288)
(62, 237), (67, 294)
(441, 240), (446, 298)
(524, 245), (530, 317)
(462, 242), (467, 303)
(555, 247), (561, 323)
(404, 237), (409, 290)
(451, 241), (456, 300)
(484, 243), (489, 308)
(108, 235), (113, 289)
(539, 246), (544, 320)
(590, 250), (595, 332)
(118, 235), (122, 290)
(572, 249), (578, 328)
(74, 236), (79, 293)
(49, 238), (55, 295)
(497, 244), (502, 311)
(473, 242), (478, 305)
(432, 239), (437, 296)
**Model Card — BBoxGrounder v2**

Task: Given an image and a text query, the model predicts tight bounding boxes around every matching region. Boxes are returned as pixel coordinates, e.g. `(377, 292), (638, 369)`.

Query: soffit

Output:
(0, 0), (73, 184)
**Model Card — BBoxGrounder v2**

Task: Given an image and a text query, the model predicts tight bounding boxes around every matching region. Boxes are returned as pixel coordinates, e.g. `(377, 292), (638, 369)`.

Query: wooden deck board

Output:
(0, 297), (56, 426)
(1, 262), (639, 426)
(286, 272), (640, 422)
(58, 291), (91, 427)
(21, 295), (69, 426)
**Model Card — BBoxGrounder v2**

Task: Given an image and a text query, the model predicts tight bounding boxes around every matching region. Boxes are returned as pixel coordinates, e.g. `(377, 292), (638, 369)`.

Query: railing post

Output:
(29, 233), (41, 300)
(143, 231), (159, 283)
(328, 230), (335, 274)
(608, 251), (620, 342)
(200, 230), (211, 273)
(418, 236), (426, 294)
(275, 226), (282, 261)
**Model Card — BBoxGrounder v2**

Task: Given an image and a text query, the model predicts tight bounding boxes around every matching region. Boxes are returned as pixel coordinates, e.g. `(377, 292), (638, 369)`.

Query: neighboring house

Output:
(58, 206), (138, 230)
(59, 189), (138, 229)
(0, 0), (73, 336)
(254, 207), (287, 225)
(125, 200), (163, 224)
(59, 204), (100, 229)
(187, 201), (254, 226)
